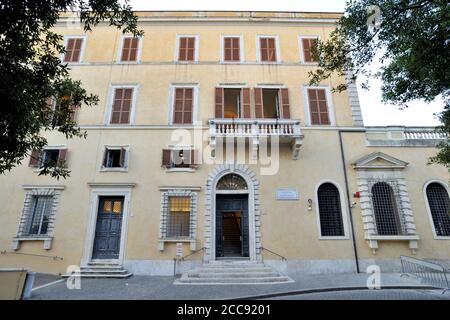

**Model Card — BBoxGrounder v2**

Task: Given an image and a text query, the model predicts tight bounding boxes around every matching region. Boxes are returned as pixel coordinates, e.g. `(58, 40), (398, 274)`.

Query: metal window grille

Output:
(26, 196), (52, 235)
(216, 174), (248, 190)
(317, 183), (345, 236)
(166, 196), (191, 238)
(426, 183), (450, 236)
(370, 181), (406, 235)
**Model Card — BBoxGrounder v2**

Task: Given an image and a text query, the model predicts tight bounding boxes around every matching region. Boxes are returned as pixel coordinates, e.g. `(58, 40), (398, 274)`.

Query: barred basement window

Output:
(371, 182), (404, 235)
(25, 196), (53, 235)
(317, 183), (344, 237)
(167, 196), (191, 238)
(426, 183), (450, 236)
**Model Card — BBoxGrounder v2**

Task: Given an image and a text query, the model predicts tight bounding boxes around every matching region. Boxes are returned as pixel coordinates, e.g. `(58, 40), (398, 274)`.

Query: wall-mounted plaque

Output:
(276, 188), (299, 200)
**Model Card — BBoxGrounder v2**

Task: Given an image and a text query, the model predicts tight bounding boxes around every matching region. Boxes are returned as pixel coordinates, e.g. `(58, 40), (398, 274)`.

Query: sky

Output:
(126, 0), (443, 126)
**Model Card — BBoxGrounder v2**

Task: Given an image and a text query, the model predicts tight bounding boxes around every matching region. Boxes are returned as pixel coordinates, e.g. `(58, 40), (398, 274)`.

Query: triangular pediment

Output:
(352, 152), (408, 170)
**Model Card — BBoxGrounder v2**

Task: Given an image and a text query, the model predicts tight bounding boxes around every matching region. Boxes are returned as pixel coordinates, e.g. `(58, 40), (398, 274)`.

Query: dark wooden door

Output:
(92, 196), (124, 259)
(216, 195), (249, 258)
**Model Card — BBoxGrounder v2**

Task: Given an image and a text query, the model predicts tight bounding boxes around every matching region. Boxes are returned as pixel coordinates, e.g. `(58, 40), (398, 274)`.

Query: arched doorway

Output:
(205, 164), (261, 263)
(215, 174), (249, 259)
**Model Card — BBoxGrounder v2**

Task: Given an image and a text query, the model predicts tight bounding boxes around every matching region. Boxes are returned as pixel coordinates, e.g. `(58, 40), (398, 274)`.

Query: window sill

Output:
(319, 236), (350, 240)
(365, 234), (420, 255)
(116, 61), (141, 65)
(165, 168), (196, 173)
(158, 238), (197, 251)
(100, 167), (129, 173)
(433, 236), (450, 240)
(12, 236), (53, 251)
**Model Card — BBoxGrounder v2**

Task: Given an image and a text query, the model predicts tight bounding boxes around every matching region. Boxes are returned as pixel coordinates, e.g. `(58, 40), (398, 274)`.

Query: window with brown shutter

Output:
(121, 37), (140, 62)
(307, 88), (330, 125)
(302, 38), (318, 63)
(162, 149), (200, 169)
(29, 149), (41, 167)
(63, 38), (83, 63)
(110, 88), (133, 124)
(259, 37), (277, 62)
(173, 88), (193, 124)
(178, 37), (196, 62)
(103, 147), (127, 168)
(223, 37), (240, 62)
(30, 148), (67, 169)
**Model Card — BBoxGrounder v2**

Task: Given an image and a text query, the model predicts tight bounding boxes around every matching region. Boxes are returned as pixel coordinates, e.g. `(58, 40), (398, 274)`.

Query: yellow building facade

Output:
(0, 11), (449, 279)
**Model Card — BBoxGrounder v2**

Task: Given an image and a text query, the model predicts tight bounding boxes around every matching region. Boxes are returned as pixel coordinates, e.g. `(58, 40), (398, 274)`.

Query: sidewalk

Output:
(29, 272), (439, 300)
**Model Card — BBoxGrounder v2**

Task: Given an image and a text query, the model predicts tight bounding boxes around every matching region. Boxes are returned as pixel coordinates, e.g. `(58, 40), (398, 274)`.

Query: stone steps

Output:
(175, 261), (293, 285)
(62, 264), (133, 278)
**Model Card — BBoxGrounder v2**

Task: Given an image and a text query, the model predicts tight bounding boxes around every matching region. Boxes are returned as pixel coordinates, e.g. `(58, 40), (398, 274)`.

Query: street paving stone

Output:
(28, 272), (450, 300)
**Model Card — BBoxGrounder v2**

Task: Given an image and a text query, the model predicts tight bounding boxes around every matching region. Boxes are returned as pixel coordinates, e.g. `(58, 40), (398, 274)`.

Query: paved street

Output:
(28, 272), (450, 300)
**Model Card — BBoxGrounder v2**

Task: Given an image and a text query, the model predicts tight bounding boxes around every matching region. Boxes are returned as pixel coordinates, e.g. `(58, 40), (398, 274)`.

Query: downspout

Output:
(338, 129), (361, 273)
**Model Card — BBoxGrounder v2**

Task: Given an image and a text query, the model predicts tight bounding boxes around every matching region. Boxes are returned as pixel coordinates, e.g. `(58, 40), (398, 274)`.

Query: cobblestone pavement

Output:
(266, 289), (450, 300)
(27, 272), (449, 300)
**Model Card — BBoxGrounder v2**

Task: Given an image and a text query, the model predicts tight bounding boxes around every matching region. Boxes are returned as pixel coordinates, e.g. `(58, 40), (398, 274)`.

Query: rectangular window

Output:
(26, 196), (53, 235)
(172, 88), (193, 124)
(110, 88), (133, 124)
(102, 147), (127, 169)
(29, 149), (67, 168)
(162, 149), (199, 169)
(223, 37), (240, 62)
(307, 88), (330, 125)
(63, 38), (83, 63)
(120, 37), (140, 62)
(178, 37), (196, 62)
(167, 196), (191, 238)
(259, 37), (277, 62)
(254, 88), (290, 119)
(301, 38), (318, 63)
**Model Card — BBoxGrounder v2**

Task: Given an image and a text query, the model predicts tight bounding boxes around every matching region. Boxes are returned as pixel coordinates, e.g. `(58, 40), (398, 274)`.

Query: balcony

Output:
(366, 126), (447, 147)
(209, 118), (303, 159)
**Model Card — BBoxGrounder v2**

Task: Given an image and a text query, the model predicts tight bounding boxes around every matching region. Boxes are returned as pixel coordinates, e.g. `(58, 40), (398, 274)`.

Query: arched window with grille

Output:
(317, 183), (345, 237)
(371, 182), (403, 235)
(426, 182), (450, 237)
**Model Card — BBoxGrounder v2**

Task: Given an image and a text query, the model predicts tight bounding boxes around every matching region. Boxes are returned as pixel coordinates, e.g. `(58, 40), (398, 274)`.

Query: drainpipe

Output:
(338, 129), (363, 273)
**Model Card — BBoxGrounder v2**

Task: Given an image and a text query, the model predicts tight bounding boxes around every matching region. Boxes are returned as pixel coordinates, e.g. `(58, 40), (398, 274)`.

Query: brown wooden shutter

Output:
(111, 88), (132, 124)
(215, 87), (224, 118)
(178, 37), (186, 61)
(119, 148), (126, 167)
(253, 88), (263, 118)
(224, 38), (232, 61)
(187, 37), (195, 61)
(241, 88), (251, 118)
(279, 88), (291, 119)
(260, 38), (268, 61)
(58, 149), (67, 163)
(162, 149), (172, 168)
(267, 38), (276, 61)
(308, 89), (330, 125)
(190, 149), (199, 168)
(303, 38), (318, 62)
(102, 148), (108, 167)
(64, 38), (82, 62)
(129, 38), (139, 61)
(69, 105), (78, 122)
(183, 88), (193, 124)
(29, 149), (41, 167)
(232, 38), (240, 61)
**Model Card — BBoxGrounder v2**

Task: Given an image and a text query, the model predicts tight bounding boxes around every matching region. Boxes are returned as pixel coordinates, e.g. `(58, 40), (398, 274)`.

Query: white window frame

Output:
(100, 145), (130, 172)
(167, 83), (200, 125)
(116, 35), (144, 64)
(302, 85), (337, 126)
(164, 145), (198, 173)
(32, 145), (68, 172)
(158, 187), (200, 251)
(174, 34), (199, 63)
(105, 84), (139, 125)
(256, 35), (281, 63)
(298, 35), (320, 64)
(60, 35), (87, 64)
(12, 185), (65, 251)
(220, 34), (244, 63)
(423, 180), (450, 240)
(314, 180), (350, 240)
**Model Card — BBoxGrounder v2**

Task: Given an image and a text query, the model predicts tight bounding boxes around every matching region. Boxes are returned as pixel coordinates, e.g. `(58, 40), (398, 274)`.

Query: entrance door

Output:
(92, 196), (124, 260)
(216, 194), (249, 258)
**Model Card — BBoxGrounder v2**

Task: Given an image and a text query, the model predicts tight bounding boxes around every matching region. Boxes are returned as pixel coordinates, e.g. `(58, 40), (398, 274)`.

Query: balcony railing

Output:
(403, 127), (447, 140)
(209, 118), (302, 138)
(366, 126), (447, 147)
